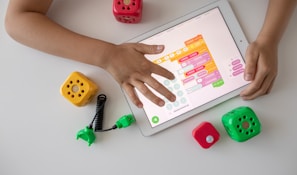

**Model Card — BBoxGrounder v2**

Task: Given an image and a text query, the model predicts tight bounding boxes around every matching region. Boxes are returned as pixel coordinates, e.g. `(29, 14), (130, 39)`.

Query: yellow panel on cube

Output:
(60, 72), (98, 106)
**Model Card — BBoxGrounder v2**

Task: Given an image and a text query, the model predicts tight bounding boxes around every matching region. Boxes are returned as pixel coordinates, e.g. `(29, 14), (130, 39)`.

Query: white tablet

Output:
(125, 0), (249, 136)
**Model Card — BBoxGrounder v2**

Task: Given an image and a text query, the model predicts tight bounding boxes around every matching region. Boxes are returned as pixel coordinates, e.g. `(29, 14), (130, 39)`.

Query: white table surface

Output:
(1, 0), (297, 174)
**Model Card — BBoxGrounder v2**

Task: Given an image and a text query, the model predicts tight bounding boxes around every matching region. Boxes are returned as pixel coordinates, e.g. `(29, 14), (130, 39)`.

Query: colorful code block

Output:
(153, 35), (224, 95)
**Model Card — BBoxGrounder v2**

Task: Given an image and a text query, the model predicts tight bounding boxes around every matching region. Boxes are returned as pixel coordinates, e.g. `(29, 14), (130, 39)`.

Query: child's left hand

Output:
(240, 38), (278, 100)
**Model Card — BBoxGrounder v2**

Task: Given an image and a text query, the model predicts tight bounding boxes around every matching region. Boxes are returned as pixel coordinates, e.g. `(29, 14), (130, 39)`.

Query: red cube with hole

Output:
(113, 0), (143, 23)
(192, 122), (220, 149)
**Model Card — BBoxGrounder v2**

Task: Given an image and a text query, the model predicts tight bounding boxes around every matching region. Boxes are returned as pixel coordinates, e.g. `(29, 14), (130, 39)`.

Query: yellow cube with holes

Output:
(60, 72), (98, 106)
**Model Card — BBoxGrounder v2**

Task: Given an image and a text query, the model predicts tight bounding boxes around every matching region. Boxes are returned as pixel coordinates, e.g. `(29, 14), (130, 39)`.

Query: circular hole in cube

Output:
(242, 121), (250, 129)
(123, 0), (131, 5)
(238, 118), (242, 122)
(81, 90), (85, 93)
(72, 85), (79, 93)
(243, 115), (247, 119)
(206, 135), (214, 144)
(124, 16), (131, 20)
(77, 80), (80, 83)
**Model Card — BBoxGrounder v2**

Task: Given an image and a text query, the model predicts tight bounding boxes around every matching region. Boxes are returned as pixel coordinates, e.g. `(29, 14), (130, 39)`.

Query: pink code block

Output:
(231, 59), (241, 65)
(192, 122), (220, 149)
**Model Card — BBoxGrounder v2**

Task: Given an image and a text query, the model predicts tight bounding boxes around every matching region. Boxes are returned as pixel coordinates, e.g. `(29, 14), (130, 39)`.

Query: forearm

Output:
(257, 0), (297, 45)
(241, 0), (296, 100)
(5, 0), (113, 69)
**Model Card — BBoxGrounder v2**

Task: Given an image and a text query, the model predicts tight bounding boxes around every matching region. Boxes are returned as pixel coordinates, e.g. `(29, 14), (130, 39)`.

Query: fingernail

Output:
(170, 95), (176, 102)
(137, 103), (143, 108)
(156, 45), (164, 51)
(244, 74), (252, 81)
(158, 100), (165, 107)
(169, 76), (175, 80)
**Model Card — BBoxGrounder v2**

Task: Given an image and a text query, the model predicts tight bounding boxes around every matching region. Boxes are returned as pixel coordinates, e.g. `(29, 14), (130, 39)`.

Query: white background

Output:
(1, 0), (297, 175)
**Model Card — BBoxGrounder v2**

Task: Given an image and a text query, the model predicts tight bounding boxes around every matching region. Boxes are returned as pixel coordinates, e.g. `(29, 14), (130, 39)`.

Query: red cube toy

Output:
(192, 122), (220, 149)
(113, 0), (143, 23)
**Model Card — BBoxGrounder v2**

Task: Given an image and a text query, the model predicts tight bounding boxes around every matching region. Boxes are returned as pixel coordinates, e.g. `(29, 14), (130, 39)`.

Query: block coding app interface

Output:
(138, 8), (249, 127)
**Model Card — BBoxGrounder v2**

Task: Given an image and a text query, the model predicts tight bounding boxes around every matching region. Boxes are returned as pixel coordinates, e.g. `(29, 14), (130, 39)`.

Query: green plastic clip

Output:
(115, 114), (136, 129)
(76, 126), (96, 146)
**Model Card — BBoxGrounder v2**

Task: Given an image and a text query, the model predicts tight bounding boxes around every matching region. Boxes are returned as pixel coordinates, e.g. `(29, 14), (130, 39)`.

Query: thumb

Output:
(244, 43), (258, 81)
(134, 43), (165, 54)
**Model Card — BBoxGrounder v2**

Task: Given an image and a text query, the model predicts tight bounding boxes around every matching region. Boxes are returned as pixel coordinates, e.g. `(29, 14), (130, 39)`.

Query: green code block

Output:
(212, 79), (224, 87)
(222, 106), (261, 142)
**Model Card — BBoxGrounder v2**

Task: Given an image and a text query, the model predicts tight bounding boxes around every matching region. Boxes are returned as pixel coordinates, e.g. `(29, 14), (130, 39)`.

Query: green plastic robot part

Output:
(76, 126), (96, 146)
(222, 106), (261, 142)
(76, 114), (136, 146)
(115, 114), (136, 129)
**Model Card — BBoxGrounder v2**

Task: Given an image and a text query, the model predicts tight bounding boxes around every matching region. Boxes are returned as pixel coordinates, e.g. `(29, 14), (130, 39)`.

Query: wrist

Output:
(91, 40), (116, 69)
(255, 33), (279, 48)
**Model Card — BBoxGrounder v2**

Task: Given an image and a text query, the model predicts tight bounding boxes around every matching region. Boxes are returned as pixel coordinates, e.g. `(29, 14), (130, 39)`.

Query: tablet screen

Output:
(136, 7), (249, 128)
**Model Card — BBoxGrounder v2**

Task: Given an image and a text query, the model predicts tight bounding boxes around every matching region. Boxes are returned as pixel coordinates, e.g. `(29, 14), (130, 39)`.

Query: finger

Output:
(244, 44), (259, 81)
(240, 66), (267, 98)
(133, 80), (166, 107)
(122, 83), (143, 108)
(266, 77), (276, 94)
(134, 43), (165, 54)
(240, 75), (266, 99)
(152, 64), (175, 80)
(241, 78), (266, 100)
(241, 73), (274, 100)
(144, 76), (176, 102)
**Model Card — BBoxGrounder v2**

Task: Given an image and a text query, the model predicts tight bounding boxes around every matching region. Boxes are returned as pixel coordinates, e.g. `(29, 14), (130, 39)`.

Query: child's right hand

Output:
(103, 43), (176, 108)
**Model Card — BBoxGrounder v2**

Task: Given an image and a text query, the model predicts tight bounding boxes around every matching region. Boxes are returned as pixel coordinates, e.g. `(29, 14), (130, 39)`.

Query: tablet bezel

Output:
(124, 0), (249, 136)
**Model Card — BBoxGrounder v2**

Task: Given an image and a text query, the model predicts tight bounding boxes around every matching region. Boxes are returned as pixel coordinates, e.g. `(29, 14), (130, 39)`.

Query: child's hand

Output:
(240, 38), (278, 100)
(104, 43), (176, 108)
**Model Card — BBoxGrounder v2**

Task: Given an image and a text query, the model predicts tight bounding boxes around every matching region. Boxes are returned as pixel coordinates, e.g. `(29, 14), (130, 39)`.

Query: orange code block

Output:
(60, 72), (98, 106)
